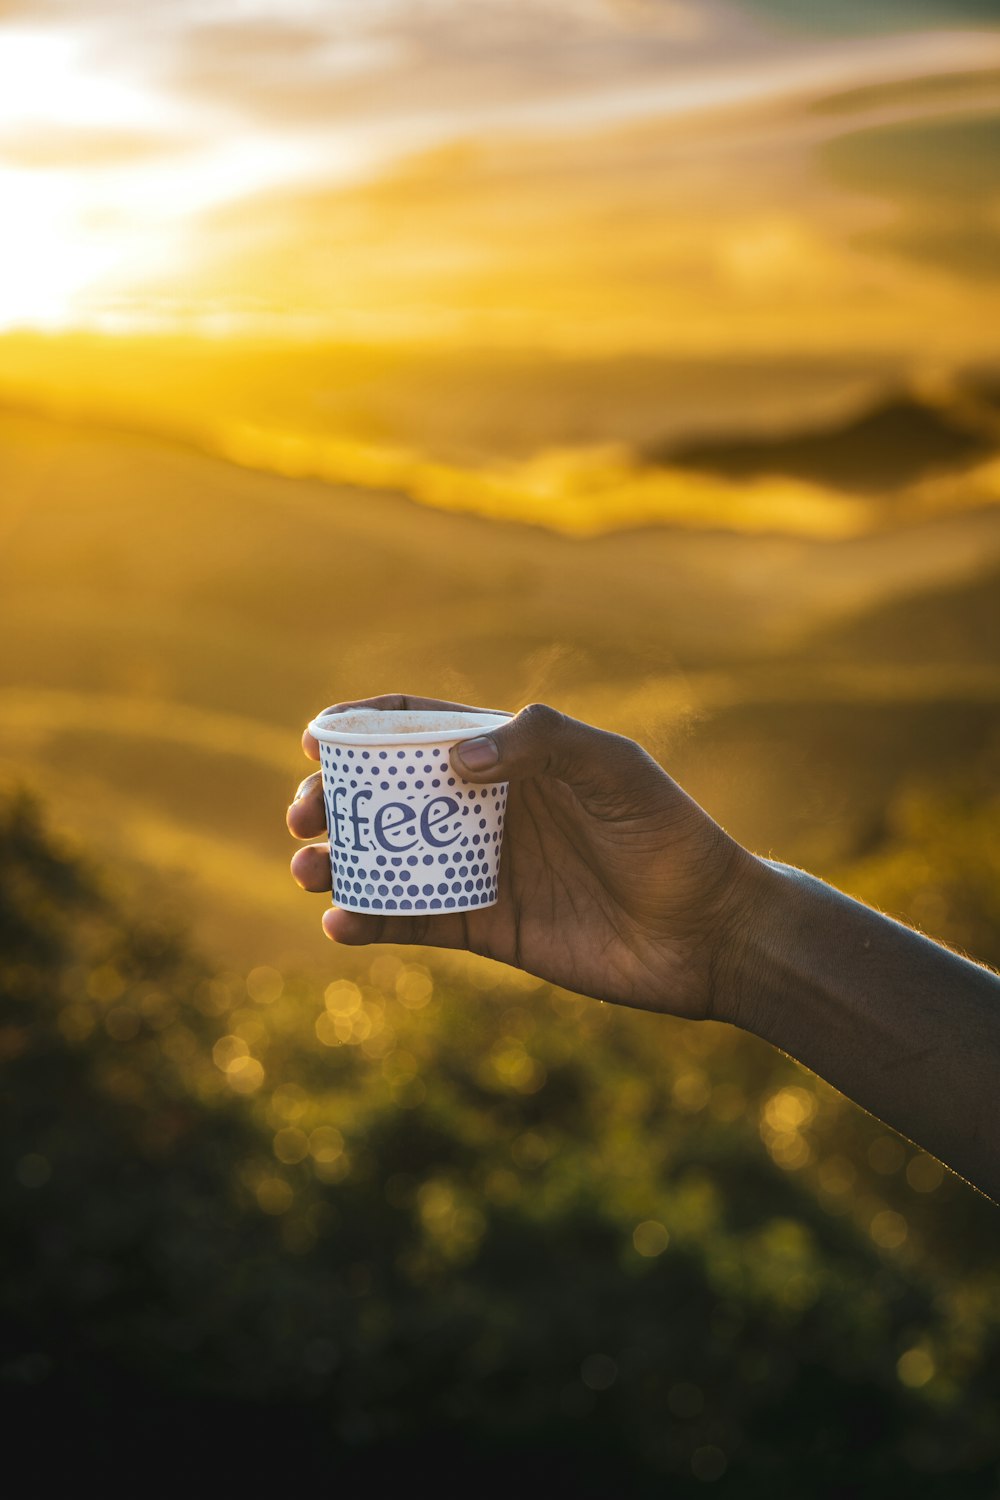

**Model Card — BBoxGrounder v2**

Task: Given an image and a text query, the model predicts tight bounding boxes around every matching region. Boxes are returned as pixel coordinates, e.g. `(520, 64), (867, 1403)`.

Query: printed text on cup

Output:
(328, 787), (461, 854)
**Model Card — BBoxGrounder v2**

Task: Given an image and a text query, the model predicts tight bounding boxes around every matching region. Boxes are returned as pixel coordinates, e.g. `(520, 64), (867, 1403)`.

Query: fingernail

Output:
(456, 735), (499, 772)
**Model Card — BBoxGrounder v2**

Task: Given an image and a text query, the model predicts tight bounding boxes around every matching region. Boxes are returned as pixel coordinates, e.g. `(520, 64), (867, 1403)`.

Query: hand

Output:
(289, 695), (1000, 1194)
(288, 695), (756, 1020)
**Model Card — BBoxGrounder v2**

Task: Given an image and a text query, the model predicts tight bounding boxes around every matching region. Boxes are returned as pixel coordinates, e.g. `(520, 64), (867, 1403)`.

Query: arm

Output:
(289, 695), (1000, 1201)
(728, 859), (1000, 1199)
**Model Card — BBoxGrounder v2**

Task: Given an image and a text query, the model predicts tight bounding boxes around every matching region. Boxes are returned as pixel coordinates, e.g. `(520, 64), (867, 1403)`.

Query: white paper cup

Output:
(307, 708), (512, 915)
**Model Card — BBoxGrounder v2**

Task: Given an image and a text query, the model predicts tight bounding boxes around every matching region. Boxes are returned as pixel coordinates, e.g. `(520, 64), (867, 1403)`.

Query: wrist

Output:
(708, 854), (791, 1031)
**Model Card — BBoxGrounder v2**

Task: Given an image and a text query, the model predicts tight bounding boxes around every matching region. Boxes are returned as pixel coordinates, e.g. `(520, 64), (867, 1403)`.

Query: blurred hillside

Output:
(0, 333), (911, 461)
(2, 337), (999, 536)
(655, 385), (1000, 493)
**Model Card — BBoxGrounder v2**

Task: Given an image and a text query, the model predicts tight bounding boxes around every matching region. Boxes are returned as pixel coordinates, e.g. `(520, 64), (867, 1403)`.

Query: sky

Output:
(0, 0), (998, 355)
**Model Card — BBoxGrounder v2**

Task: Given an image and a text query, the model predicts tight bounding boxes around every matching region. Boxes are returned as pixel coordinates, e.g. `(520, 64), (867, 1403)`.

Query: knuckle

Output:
(517, 702), (565, 735)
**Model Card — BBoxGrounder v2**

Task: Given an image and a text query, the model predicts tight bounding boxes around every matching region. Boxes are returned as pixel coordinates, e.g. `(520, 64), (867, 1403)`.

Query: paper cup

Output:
(307, 708), (512, 915)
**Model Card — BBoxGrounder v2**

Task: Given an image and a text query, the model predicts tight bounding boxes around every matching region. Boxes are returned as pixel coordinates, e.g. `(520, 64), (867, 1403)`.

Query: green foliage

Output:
(836, 773), (1000, 971)
(1, 787), (999, 1492)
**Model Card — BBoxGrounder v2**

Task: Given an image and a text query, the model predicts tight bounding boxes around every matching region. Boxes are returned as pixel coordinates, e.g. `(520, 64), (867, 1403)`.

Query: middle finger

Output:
(286, 772), (327, 838)
(290, 842), (332, 891)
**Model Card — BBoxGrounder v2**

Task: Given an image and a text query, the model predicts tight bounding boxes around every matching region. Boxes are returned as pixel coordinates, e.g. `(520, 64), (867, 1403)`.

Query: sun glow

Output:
(0, 27), (184, 327)
(0, 171), (104, 328)
(0, 29), (167, 133)
(0, 24), (366, 330)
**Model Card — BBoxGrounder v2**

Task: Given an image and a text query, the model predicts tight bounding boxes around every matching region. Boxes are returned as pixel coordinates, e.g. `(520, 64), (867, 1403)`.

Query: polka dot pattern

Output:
(316, 738), (508, 914)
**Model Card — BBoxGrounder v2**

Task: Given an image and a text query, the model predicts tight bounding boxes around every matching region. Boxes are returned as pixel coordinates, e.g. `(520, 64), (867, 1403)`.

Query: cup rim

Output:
(308, 708), (512, 746)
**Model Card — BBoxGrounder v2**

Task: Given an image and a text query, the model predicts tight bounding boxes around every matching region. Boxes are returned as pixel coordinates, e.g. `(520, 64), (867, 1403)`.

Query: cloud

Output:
(819, 112), (1000, 280)
(740, 0), (1000, 36)
(128, 81), (1000, 363)
(873, 219), (1000, 281)
(150, 1), (734, 133)
(821, 111), (1000, 199)
(807, 66), (1000, 117)
(7, 1), (998, 152)
(0, 125), (186, 168)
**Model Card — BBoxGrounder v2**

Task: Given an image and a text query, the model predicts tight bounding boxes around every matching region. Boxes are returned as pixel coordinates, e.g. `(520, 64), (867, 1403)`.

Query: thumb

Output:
(451, 702), (667, 811)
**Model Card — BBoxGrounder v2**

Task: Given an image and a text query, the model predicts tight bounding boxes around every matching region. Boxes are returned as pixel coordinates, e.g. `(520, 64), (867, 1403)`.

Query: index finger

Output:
(300, 691), (510, 759)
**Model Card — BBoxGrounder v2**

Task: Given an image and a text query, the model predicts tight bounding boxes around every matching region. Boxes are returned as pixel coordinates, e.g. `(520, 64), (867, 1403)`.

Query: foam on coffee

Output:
(309, 708), (510, 743)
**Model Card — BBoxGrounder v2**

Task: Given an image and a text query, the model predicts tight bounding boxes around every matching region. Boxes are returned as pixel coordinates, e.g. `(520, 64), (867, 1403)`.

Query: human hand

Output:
(287, 695), (757, 1021)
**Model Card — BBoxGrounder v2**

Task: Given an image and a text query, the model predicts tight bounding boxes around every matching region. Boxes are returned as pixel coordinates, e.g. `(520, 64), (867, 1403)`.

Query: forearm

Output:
(723, 859), (1000, 1200)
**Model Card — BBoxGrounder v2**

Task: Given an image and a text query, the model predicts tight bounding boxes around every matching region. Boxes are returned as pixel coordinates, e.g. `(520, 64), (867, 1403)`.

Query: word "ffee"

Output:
(328, 786), (461, 854)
